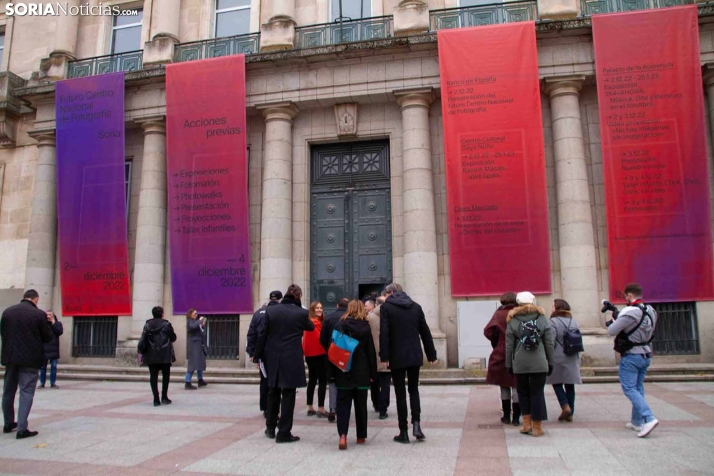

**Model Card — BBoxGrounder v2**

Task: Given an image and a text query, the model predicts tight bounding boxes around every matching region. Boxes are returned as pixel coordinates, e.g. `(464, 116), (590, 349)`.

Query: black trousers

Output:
(391, 366), (421, 431)
(336, 388), (368, 438)
(259, 371), (268, 412)
(148, 364), (171, 402)
(516, 373), (547, 421)
(267, 387), (296, 438)
(305, 355), (327, 407)
(374, 373), (391, 412)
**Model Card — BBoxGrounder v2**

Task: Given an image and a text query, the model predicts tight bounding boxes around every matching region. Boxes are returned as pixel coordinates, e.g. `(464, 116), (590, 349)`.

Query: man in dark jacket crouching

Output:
(1, 289), (54, 439)
(380, 283), (437, 444)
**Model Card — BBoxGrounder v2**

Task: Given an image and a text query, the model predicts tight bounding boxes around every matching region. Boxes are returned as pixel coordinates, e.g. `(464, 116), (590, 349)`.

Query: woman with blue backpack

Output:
(546, 299), (583, 422)
(505, 292), (554, 437)
(327, 299), (378, 450)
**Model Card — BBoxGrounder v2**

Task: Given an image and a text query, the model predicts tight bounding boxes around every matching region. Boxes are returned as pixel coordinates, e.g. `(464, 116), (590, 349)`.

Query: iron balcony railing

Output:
(580, 0), (694, 15)
(296, 15), (392, 49)
(430, 1), (538, 30)
(174, 32), (260, 63)
(67, 50), (143, 79)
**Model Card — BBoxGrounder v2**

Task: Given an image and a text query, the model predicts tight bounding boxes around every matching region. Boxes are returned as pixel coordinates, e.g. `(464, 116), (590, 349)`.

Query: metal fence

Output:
(67, 50), (143, 79)
(580, 0), (693, 16)
(204, 315), (240, 360)
(72, 317), (118, 358)
(174, 32), (260, 63)
(430, 1), (537, 30)
(650, 302), (699, 355)
(296, 16), (392, 49)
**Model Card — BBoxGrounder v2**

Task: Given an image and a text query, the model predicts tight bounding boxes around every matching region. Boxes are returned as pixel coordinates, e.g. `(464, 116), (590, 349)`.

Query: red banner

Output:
(166, 56), (253, 314)
(438, 23), (551, 296)
(593, 6), (713, 302)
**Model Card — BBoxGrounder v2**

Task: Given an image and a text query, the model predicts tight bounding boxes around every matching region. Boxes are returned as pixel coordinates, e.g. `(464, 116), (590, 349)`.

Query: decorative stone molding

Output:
(38, 53), (75, 81)
(542, 74), (587, 98)
(27, 129), (57, 147)
(143, 36), (177, 68)
(135, 115), (167, 135)
(394, 87), (435, 109)
(257, 101), (299, 122)
(152, 0), (181, 43)
(0, 72), (30, 148)
(538, 0), (580, 20)
(333, 103), (359, 137)
(259, 15), (296, 52)
(394, 0), (430, 37)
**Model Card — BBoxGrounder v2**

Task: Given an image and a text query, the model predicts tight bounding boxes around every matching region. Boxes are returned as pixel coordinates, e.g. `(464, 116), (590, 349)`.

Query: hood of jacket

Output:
(281, 295), (302, 308)
(551, 310), (572, 319)
(507, 304), (546, 323)
(337, 317), (372, 339)
(387, 291), (414, 309)
(144, 318), (170, 333)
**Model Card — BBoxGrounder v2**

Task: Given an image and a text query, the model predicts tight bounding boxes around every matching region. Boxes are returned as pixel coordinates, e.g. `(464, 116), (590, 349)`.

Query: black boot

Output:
(393, 430), (410, 444)
(413, 422), (425, 441)
(501, 399), (512, 424)
(197, 379), (208, 388)
(512, 402), (521, 426)
(185, 382), (197, 390)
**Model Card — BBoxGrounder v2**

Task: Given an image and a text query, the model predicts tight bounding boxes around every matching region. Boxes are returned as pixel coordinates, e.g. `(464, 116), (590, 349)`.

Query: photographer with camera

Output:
(603, 283), (659, 438)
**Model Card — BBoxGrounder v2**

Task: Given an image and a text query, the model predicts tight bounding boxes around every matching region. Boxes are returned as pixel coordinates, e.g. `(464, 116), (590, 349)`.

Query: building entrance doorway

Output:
(310, 140), (393, 310)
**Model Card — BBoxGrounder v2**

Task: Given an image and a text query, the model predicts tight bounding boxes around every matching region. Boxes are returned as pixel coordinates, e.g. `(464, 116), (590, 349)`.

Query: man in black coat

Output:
(255, 284), (314, 443)
(380, 283), (438, 444)
(246, 290), (282, 416)
(319, 297), (349, 421)
(1, 289), (54, 439)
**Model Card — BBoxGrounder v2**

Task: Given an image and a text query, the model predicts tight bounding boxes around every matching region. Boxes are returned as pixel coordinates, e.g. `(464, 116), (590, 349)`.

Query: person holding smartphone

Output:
(39, 309), (63, 389)
(185, 309), (208, 390)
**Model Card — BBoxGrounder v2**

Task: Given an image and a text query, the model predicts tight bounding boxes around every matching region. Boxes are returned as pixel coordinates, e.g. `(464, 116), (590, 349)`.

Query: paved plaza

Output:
(0, 379), (713, 475)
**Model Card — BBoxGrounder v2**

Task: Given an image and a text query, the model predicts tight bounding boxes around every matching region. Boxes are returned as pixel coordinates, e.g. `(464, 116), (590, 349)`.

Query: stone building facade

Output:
(0, 0), (713, 368)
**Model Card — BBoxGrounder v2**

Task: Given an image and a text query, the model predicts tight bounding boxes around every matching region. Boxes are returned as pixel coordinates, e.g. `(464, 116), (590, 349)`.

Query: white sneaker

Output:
(637, 419), (659, 438)
(625, 422), (642, 432)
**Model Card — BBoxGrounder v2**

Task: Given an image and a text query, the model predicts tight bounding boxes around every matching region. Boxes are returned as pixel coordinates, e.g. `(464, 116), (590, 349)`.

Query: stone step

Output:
(2, 363), (713, 385)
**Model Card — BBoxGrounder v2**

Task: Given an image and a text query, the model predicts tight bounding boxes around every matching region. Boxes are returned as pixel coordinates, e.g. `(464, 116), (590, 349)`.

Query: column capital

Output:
(394, 87), (435, 109)
(135, 115), (166, 135)
(257, 101), (299, 122)
(703, 63), (714, 88)
(542, 74), (587, 98)
(27, 129), (56, 146)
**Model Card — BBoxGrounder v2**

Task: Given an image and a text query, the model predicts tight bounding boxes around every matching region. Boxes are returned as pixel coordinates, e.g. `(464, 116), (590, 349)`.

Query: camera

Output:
(601, 300), (619, 326)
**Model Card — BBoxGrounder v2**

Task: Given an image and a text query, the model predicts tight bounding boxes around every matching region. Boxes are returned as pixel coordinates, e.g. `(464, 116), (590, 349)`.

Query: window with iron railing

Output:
(215, 0), (251, 38)
(111, 9), (143, 54)
(204, 315), (240, 359)
(650, 302), (699, 355)
(72, 317), (118, 358)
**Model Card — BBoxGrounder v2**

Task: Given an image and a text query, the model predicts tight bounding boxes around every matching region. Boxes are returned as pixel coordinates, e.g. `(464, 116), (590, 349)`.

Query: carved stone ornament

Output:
(334, 103), (359, 137)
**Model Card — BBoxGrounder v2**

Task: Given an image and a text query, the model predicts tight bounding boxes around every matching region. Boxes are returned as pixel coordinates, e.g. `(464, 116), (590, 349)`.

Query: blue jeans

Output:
(185, 370), (203, 383)
(619, 354), (655, 426)
(552, 384), (575, 414)
(40, 359), (57, 386)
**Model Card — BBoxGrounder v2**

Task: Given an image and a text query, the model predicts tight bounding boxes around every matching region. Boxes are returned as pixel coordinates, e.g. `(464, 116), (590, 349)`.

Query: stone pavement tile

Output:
(28, 389), (142, 412)
(110, 392), (260, 419)
(455, 456), (510, 473)
(510, 456), (567, 471)
(0, 458), (83, 475)
(511, 470), (571, 476)
(561, 453), (629, 473)
(508, 445), (561, 458)
(680, 427), (714, 448)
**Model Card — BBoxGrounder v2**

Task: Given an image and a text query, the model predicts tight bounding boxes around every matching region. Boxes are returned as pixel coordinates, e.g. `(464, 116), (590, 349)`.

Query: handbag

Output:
(328, 329), (359, 372)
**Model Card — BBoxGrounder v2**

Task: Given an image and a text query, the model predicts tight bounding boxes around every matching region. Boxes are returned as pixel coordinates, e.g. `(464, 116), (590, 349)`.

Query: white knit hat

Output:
(516, 291), (536, 306)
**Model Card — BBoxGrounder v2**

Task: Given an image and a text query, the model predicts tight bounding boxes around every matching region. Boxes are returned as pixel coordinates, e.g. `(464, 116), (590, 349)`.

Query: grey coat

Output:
(545, 311), (582, 385)
(186, 318), (207, 373)
(505, 304), (554, 375)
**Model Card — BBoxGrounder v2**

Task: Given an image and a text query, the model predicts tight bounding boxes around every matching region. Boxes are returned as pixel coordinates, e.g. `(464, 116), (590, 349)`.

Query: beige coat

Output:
(368, 305), (389, 373)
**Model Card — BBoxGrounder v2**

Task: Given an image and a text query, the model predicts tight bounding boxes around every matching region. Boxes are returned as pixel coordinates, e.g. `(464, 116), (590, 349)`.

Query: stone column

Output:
(395, 88), (447, 366)
(40, 0), (79, 79)
(130, 117), (167, 337)
(543, 75), (600, 328)
(143, 0), (180, 67)
(703, 64), (714, 251)
(256, 102), (298, 300)
(25, 131), (58, 308)
(259, 0), (296, 51)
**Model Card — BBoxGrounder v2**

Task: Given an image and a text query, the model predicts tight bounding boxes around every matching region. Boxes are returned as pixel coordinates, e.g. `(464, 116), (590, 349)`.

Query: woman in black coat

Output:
(185, 309), (208, 390)
(328, 300), (378, 450)
(39, 314), (63, 389)
(138, 306), (177, 406)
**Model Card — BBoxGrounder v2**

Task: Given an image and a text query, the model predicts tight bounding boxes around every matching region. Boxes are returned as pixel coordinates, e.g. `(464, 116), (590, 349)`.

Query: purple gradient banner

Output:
(56, 72), (131, 316)
(165, 56), (253, 315)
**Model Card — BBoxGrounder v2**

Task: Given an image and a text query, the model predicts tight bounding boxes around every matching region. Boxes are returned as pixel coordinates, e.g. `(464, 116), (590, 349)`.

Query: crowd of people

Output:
(0, 282), (659, 443)
(484, 284), (659, 438)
